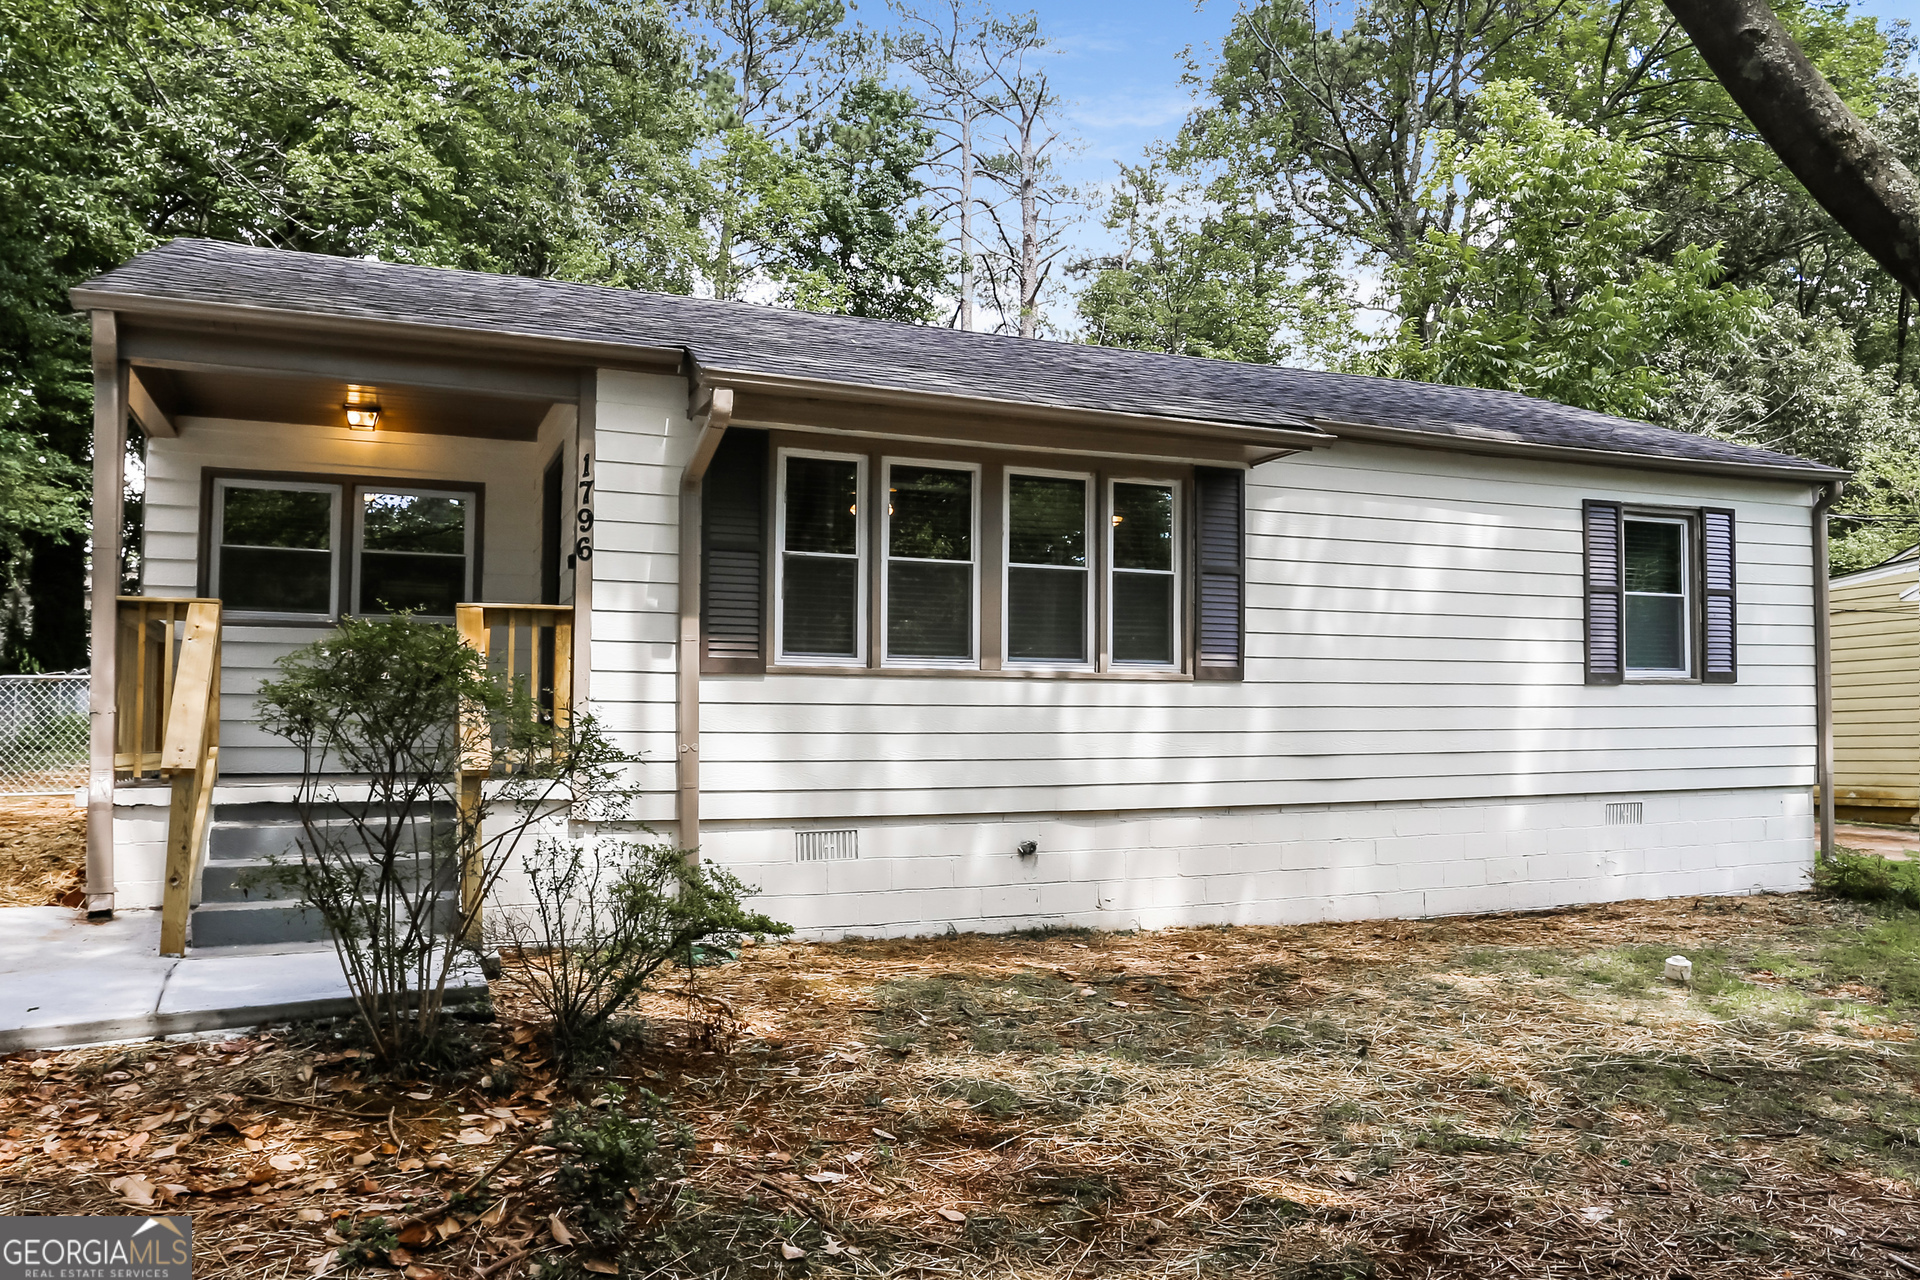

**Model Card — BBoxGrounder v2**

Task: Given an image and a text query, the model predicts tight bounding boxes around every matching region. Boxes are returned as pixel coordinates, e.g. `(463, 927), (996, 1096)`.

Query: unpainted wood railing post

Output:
(454, 604), (491, 946)
(156, 601), (220, 957)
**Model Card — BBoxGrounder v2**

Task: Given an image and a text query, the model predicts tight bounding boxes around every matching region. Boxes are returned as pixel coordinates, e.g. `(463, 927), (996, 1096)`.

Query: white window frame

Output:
(1623, 513), (1693, 680)
(1002, 466), (1095, 670)
(775, 448), (869, 666)
(1106, 476), (1182, 671)
(351, 486), (478, 621)
(880, 456), (980, 668)
(210, 477), (343, 623)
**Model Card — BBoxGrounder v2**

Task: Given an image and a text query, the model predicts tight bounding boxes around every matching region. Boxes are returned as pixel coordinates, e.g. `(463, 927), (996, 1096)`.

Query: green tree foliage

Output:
(0, 425), (88, 582)
(0, 0), (715, 670)
(762, 78), (950, 320)
(1369, 82), (1763, 420)
(1074, 163), (1355, 366)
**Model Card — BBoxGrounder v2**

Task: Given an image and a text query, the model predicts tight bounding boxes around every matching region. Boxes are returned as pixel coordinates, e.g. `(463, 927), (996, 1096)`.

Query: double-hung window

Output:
(778, 451), (866, 663)
(210, 475), (478, 623)
(1005, 471), (1092, 666)
(1584, 501), (1736, 684)
(1109, 480), (1179, 667)
(719, 440), (1228, 678)
(883, 461), (977, 665)
(1622, 516), (1690, 677)
(211, 479), (341, 621)
(356, 489), (474, 619)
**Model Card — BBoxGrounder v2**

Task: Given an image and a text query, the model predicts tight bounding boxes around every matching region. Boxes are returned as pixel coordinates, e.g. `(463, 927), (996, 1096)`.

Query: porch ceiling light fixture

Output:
(343, 385), (381, 431)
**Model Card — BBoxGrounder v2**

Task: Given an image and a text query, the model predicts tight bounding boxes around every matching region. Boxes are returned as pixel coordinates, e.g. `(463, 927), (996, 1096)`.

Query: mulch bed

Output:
(1, 893), (1917, 1277)
(0, 794), (85, 906)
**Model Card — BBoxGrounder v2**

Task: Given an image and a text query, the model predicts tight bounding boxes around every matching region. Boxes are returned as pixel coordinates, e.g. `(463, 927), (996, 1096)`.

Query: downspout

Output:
(677, 385), (733, 859)
(1812, 478), (1844, 862)
(85, 311), (125, 918)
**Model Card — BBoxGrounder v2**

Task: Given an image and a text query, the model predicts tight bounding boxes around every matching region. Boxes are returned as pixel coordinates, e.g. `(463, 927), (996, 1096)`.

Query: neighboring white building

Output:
(74, 239), (1845, 944)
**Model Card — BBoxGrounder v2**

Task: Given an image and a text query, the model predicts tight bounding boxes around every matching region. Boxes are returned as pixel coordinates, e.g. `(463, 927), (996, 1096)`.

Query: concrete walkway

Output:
(0, 907), (484, 1053)
(1836, 823), (1920, 861)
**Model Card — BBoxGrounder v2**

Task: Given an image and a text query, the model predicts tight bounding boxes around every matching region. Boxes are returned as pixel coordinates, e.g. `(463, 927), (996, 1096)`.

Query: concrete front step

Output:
(200, 854), (457, 901)
(190, 892), (461, 948)
(191, 799), (461, 949)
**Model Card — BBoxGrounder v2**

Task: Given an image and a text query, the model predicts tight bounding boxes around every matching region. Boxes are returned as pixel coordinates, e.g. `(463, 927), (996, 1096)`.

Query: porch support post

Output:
(85, 311), (126, 918)
(677, 387), (732, 858)
(1813, 479), (1842, 861)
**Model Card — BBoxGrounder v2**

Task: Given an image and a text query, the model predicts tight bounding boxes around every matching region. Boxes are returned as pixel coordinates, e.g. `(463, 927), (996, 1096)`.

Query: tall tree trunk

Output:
(1019, 125), (1040, 339)
(959, 113), (975, 332)
(1663, 0), (1920, 296)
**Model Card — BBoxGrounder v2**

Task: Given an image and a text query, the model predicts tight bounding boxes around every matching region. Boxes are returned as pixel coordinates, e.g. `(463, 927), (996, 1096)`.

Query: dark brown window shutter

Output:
(1583, 500), (1624, 686)
(701, 428), (767, 673)
(1700, 506), (1737, 683)
(1194, 467), (1245, 681)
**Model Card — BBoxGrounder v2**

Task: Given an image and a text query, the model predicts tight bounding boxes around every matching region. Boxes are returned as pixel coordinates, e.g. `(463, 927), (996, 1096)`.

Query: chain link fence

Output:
(0, 673), (90, 795)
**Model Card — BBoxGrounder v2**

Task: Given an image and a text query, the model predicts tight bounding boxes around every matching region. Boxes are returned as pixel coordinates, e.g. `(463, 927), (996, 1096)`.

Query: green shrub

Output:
(491, 838), (789, 1073)
(551, 1087), (689, 1242)
(256, 612), (635, 1068)
(1813, 850), (1920, 910)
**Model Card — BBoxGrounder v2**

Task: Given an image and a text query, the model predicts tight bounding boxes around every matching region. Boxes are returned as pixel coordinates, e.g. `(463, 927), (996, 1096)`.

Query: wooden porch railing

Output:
(453, 603), (574, 940)
(115, 597), (221, 956)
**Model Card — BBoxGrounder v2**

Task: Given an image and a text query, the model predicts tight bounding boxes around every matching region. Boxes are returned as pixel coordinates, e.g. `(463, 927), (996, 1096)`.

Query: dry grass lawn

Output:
(3, 892), (1918, 1278)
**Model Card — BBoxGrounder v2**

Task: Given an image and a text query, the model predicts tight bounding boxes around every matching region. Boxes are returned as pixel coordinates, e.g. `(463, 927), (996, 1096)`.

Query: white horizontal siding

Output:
(583, 437), (1819, 825)
(582, 371), (694, 823)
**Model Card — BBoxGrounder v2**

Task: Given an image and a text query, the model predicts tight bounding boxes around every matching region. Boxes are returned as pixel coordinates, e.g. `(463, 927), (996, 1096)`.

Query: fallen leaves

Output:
(455, 1129), (492, 1146)
(108, 1173), (155, 1206)
(547, 1213), (573, 1247)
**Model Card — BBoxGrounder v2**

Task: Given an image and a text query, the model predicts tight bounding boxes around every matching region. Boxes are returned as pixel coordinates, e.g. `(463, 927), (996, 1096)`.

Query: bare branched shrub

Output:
(491, 838), (790, 1070)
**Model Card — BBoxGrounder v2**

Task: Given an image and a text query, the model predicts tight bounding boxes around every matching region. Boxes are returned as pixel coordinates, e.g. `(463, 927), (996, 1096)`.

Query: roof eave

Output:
(694, 363), (1336, 451)
(68, 286), (688, 374)
(1311, 416), (1848, 486)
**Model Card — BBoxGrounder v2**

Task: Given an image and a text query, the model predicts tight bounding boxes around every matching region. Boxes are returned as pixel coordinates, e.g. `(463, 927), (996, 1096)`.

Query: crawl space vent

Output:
(1605, 801), (1644, 826)
(796, 829), (859, 862)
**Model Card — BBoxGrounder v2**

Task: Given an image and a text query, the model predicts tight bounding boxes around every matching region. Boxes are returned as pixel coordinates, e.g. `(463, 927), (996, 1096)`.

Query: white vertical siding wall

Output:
(140, 415), (567, 775)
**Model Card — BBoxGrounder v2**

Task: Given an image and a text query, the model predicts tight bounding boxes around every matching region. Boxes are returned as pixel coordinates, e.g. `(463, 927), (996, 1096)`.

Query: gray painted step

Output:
(189, 893), (460, 948)
(191, 801), (461, 950)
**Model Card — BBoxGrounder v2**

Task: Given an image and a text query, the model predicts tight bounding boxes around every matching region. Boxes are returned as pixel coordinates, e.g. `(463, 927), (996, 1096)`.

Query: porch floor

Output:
(0, 907), (484, 1053)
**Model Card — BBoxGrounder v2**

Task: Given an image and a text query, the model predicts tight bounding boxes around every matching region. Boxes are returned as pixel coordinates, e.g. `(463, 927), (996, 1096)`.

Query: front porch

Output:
(87, 313), (596, 953)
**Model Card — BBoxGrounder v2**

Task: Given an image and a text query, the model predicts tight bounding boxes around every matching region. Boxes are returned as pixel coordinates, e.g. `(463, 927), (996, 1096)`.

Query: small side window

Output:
(1623, 515), (1691, 678)
(212, 479), (341, 620)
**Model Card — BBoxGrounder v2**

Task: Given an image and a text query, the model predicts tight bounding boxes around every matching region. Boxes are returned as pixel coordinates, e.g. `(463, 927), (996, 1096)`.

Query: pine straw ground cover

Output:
(3, 893), (1919, 1278)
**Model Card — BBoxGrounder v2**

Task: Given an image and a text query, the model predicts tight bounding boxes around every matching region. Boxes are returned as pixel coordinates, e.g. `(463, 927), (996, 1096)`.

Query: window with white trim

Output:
(1623, 515), (1690, 677)
(777, 450), (867, 663)
(882, 460), (977, 665)
(1005, 470), (1092, 666)
(1109, 479), (1179, 667)
(355, 488), (475, 619)
(212, 478), (342, 620)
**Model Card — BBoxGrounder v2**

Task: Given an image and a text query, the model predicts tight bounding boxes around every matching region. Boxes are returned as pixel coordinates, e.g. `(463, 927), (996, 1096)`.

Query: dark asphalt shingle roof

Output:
(74, 238), (1841, 479)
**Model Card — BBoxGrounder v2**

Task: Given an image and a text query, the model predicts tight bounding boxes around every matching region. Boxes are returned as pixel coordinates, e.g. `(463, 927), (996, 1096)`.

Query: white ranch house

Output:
(72, 239), (1846, 950)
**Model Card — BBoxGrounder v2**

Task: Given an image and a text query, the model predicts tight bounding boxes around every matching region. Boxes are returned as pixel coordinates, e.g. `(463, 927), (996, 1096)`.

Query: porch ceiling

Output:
(150, 366), (551, 440)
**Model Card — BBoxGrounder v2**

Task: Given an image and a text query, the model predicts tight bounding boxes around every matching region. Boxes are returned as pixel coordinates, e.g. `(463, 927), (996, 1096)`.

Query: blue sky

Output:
(1033, 0), (1920, 196)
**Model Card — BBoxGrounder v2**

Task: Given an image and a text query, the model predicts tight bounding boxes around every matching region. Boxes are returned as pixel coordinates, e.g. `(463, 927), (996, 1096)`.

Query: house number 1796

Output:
(574, 452), (594, 562)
